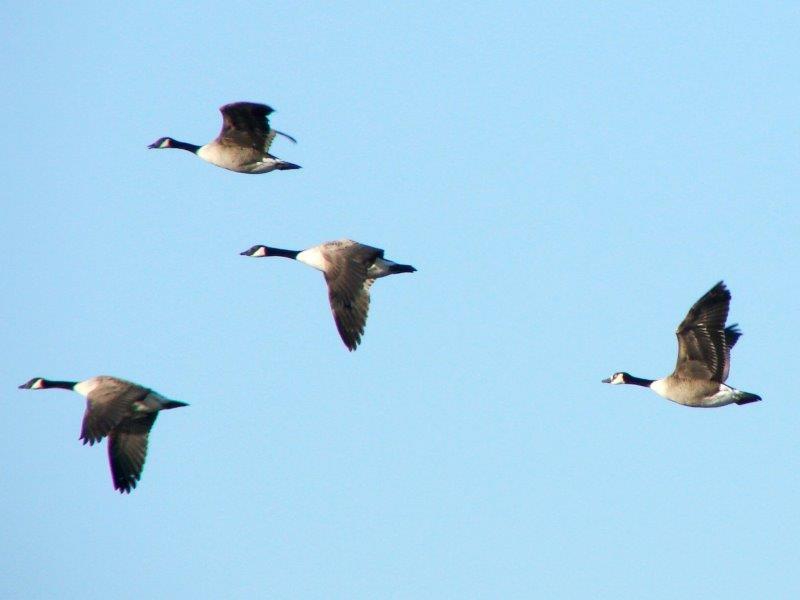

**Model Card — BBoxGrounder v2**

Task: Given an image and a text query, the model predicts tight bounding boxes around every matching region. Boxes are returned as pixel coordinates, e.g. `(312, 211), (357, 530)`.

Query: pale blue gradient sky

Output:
(3, 2), (799, 598)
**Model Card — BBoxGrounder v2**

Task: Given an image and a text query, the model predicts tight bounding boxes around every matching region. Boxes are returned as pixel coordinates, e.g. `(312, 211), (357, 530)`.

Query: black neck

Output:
(268, 247), (300, 259)
(42, 380), (79, 390)
(171, 139), (201, 153)
(627, 375), (655, 387)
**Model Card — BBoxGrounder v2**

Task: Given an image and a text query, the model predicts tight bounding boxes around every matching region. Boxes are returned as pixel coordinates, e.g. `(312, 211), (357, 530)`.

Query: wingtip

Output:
(274, 129), (298, 144)
(711, 280), (730, 296)
(114, 483), (135, 494)
(725, 322), (742, 335)
(342, 336), (361, 352)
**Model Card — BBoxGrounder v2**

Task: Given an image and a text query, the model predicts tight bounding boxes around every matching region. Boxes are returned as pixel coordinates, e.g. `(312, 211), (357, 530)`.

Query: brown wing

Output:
(720, 324), (742, 382)
(324, 243), (383, 351)
(673, 281), (732, 382)
(218, 102), (274, 151)
(108, 412), (158, 494)
(80, 379), (150, 445)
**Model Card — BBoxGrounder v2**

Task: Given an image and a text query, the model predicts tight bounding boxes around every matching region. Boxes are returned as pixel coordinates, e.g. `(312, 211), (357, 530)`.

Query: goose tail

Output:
(389, 263), (417, 274)
(162, 399), (189, 410)
(735, 391), (762, 405)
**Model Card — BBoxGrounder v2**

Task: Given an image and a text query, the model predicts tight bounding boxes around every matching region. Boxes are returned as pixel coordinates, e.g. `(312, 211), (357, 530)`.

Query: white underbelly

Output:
(697, 385), (738, 408)
(650, 379), (736, 407)
(197, 144), (278, 174)
(243, 159), (281, 174)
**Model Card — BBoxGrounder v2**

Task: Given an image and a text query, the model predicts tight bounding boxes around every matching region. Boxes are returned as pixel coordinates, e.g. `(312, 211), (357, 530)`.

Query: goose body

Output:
(148, 101), (300, 174)
(18, 376), (187, 493)
(602, 281), (761, 408)
(241, 239), (417, 351)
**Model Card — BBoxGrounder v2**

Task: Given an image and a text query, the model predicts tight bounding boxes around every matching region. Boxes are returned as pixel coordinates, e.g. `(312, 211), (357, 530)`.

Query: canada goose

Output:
(148, 101), (300, 174)
(18, 376), (188, 493)
(241, 240), (417, 351)
(602, 281), (761, 408)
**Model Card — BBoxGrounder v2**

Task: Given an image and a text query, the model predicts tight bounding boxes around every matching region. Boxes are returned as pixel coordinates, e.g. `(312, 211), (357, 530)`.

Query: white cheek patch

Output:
(253, 247), (267, 257)
(32, 379), (45, 389)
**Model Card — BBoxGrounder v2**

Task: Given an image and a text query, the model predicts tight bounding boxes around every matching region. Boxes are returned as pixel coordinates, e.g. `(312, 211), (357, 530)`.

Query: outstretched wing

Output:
(107, 413), (158, 494)
(218, 102), (294, 153)
(674, 281), (732, 382)
(324, 243), (383, 351)
(80, 379), (149, 445)
(720, 324), (742, 382)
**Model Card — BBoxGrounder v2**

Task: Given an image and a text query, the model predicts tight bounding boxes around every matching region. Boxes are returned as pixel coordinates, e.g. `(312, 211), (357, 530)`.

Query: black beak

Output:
(601, 378), (612, 384)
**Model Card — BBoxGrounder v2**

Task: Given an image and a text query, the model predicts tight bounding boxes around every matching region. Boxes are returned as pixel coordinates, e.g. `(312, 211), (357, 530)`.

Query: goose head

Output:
(148, 137), (175, 149)
(602, 372), (630, 385)
(240, 245), (269, 257)
(18, 377), (45, 389)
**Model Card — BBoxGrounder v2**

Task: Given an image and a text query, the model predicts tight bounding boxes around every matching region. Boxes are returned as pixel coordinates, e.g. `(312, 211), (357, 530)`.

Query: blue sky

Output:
(3, 2), (799, 598)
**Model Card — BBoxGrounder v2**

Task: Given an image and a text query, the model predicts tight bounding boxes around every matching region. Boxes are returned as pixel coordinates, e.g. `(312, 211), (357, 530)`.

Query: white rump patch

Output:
(368, 257), (396, 278)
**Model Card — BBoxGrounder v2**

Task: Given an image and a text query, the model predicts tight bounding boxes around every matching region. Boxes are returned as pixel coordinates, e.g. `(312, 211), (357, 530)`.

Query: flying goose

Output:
(148, 101), (300, 174)
(602, 281), (761, 407)
(241, 239), (417, 351)
(18, 376), (188, 493)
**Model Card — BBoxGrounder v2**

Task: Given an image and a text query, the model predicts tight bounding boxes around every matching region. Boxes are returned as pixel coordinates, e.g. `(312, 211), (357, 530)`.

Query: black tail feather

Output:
(390, 263), (417, 274)
(735, 392), (761, 405)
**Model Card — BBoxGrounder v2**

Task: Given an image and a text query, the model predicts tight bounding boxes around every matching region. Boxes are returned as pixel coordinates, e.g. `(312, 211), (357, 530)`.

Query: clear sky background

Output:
(2, 2), (799, 598)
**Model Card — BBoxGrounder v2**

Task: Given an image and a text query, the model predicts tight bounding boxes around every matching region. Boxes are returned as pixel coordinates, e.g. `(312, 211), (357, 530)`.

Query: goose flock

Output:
(20, 101), (761, 493)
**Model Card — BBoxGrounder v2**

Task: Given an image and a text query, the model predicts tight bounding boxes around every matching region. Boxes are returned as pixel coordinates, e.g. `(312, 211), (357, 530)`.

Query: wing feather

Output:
(674, 281), (732, 382)
(107, 413), (158, 494)
(218, 102), (275, 151)
(324, 243), (383, 351)
(80, 379), (149, 445)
